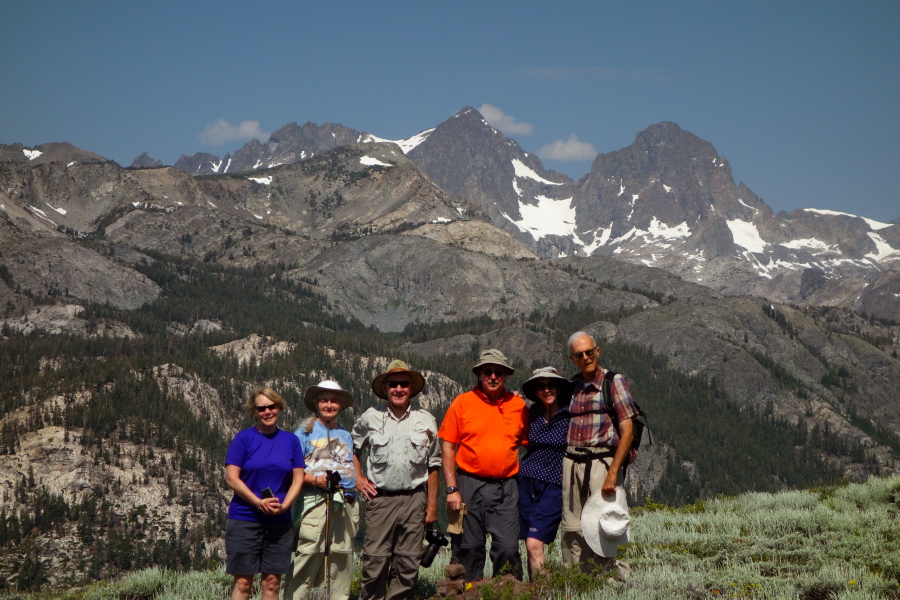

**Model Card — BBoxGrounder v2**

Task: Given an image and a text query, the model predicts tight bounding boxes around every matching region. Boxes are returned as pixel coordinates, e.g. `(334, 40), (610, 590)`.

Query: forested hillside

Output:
(2, 252), (896, 590)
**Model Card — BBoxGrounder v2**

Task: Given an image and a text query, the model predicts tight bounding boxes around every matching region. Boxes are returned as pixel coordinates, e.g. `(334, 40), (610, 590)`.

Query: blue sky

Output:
(3, 1), (898, 222)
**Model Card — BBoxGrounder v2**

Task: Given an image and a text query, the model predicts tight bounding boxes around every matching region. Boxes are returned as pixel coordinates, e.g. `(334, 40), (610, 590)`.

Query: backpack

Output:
(602, 370), (651, 461)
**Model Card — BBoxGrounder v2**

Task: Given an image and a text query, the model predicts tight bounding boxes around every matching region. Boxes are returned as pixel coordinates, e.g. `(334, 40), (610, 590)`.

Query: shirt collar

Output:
(472, 386), (509, 405)
(577, 367), (607, 390)
(385, 404), (412, 422)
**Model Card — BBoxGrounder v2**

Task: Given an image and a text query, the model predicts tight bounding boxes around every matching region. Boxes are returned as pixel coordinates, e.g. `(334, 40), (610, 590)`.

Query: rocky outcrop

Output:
(0, 304), (136, 337)
(210, 334), (296, 367)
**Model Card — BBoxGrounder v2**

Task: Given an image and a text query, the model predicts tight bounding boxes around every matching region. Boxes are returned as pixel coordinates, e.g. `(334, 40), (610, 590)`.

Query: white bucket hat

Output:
(303, 380), (354, 412)
(581, 487), (631, 557)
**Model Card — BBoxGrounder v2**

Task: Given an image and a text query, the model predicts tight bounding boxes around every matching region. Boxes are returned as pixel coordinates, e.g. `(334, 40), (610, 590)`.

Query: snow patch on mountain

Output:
(249, 176), (272, 185)
(801, 208), (892, 231)
(737, 198), (758, 212)
(360, 156), (393, 168)
(511, 159), (562, 186)
(866, 232), (900, 262)
(23, 149), (42, 161)
(582, 227), (613, 254)
(780, 238), (838, 253)
(727, 219), (767, 253)
(368, 129), (434, 154)
(503, 196), (577, 239)
(647, 217), (691, 240)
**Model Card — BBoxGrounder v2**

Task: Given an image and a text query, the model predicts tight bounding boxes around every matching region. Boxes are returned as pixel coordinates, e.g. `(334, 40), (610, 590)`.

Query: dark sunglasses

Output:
(480, 367), (508, 377)
(534, 382), (558, 391)
(386, 380), (411, 388)
(255, 404), (278, 413)
(571, 347), (598, 360)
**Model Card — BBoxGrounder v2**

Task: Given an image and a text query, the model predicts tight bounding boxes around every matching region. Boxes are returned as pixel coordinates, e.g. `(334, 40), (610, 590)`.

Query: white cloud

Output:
(199, 119), (270, 145)
(538, 134), (597, 161)
(478, 104), (534, 136)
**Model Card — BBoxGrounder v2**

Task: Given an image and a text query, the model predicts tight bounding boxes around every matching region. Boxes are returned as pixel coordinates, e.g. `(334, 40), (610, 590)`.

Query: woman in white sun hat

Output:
(284, 380), (358, 600)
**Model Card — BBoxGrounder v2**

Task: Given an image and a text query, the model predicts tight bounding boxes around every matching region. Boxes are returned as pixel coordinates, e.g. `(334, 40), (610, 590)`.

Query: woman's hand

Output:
(258, 496), (282, 514)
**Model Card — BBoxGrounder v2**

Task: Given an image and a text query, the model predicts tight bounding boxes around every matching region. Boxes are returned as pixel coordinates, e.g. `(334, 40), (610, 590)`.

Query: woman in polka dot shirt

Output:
(517, 366), (573, 579)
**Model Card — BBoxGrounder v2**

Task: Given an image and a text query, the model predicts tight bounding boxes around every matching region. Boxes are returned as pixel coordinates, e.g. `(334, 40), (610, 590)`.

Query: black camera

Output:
(420, 528), (449, 568)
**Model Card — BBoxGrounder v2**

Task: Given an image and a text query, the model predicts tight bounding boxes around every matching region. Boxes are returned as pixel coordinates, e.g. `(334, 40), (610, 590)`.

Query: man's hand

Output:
(446, 490), (462, 512)
(357, 475), (378, 500)
(601, 471), (618, 496)
(425, 503), (438, 525)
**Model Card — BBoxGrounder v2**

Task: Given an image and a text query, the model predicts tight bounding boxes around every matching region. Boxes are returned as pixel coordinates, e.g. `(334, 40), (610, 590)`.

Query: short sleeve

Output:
(351, 410), (371, 453)
(424, 412), (442, 468)
(612, 374), (639, 421)
(291, 435), (306, 469)
(294, 427), (311, 460)
(224, 431), (246, 467)
(438, 400), (460, 444)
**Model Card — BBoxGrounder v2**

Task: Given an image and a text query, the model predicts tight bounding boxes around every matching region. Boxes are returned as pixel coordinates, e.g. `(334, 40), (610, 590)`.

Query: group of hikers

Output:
(224, 331), (641, 600)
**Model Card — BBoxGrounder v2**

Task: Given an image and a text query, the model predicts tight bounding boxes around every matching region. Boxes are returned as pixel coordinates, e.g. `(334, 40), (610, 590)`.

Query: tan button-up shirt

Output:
(352, 406), (441, 492)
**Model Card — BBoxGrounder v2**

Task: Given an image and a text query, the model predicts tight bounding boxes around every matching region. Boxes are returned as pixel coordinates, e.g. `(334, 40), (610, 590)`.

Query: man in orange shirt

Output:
(439, 349), (528, 582)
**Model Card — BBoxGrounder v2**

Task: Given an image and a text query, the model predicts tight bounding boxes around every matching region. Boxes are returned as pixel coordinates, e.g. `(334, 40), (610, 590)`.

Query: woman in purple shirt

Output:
(225, 388), (305, 600)
(517, 367), (572, 580)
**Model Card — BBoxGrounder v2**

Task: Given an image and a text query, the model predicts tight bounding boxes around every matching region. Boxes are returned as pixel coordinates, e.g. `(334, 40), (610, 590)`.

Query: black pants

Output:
(457, 471), (523, 582)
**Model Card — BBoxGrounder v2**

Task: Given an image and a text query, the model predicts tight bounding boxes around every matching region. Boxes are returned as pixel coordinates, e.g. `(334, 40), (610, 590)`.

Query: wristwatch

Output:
(446, 486), (459, 494)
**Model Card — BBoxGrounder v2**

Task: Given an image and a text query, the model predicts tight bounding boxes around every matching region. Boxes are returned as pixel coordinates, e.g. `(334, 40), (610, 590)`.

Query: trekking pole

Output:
(323, 470), (340, 599)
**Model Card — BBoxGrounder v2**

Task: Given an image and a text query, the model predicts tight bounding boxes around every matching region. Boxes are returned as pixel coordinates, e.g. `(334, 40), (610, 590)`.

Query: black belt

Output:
(565, 447), (616, 502)
(458, 470), (513, 484)
(565, 447), (615, 462)
(378, 484), (425, 496)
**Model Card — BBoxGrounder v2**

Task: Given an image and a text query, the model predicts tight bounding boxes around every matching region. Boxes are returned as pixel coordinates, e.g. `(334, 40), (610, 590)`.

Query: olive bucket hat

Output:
(521, 366), (573, 403)
(303, 379), (354, 413)
(471, 349), (515, 375)
(371, 359), (425, 400)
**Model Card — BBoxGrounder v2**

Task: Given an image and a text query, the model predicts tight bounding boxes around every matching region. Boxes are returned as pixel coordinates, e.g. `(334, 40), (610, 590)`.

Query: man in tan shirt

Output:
(353, 360), (440, 600)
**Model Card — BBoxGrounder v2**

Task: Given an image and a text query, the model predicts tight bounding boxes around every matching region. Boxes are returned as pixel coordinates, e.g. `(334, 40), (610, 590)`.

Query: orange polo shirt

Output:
(439, 388), (528, 479)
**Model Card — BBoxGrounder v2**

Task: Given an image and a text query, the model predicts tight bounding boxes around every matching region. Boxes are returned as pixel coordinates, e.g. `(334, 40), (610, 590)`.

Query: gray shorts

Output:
(225, 518), (294, 575)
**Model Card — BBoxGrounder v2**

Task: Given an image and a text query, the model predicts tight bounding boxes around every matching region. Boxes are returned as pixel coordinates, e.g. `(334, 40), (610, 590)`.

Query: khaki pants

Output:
(359, 488), (426, 600)
(284, 492), (360, 600)
(560, 450), (625, 570)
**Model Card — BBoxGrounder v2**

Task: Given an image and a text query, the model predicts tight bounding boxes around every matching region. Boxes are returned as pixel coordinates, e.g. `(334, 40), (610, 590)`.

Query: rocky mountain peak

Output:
(129, 152), (163, 169)
(408, 107), (572, 237)
(0, 142), (107, 166)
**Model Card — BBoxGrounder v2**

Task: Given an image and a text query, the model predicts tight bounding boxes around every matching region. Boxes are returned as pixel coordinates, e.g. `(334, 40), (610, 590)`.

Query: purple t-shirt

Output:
(225, 427), (306, 523)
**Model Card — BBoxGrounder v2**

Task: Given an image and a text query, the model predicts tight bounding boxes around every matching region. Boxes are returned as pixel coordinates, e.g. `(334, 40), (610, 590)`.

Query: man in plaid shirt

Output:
(561, 331), (639, 570)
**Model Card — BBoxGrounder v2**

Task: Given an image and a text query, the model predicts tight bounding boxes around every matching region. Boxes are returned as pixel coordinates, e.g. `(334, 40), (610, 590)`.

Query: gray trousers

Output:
(358, 488), (426, 600)
(457, 471), (523, 582)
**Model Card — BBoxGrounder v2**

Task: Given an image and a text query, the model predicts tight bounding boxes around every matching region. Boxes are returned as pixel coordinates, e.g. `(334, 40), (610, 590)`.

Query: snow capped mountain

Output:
(143, 107), (900, 316)
(401, 112), (900, 313)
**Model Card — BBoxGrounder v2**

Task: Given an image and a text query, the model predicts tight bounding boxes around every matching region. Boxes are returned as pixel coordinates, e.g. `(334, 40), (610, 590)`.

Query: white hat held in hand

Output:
(581, 487), (631, 557)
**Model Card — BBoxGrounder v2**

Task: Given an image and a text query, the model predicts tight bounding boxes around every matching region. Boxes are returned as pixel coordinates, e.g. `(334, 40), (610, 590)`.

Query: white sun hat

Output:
(581, 487), (631, 557)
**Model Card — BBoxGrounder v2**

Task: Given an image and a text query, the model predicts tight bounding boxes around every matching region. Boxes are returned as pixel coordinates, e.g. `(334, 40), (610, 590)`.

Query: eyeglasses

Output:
(386, 380), (411, 388)
(534, 382), (558, 391)
(571, 347), (598, 360)
(480, 368), (508, 377)
(255, 404), (278, 413)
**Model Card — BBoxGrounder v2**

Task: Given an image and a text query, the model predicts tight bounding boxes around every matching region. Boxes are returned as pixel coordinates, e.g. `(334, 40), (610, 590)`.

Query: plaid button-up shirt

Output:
(566, 368), (639, 452)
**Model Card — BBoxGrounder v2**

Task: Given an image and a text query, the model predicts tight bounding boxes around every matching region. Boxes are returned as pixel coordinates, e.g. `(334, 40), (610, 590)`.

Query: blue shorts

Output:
(517, 476), (563, 544)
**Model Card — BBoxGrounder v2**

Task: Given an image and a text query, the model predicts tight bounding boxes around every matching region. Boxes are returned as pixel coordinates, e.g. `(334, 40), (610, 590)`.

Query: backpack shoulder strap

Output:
(602, 370), (618, 425)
